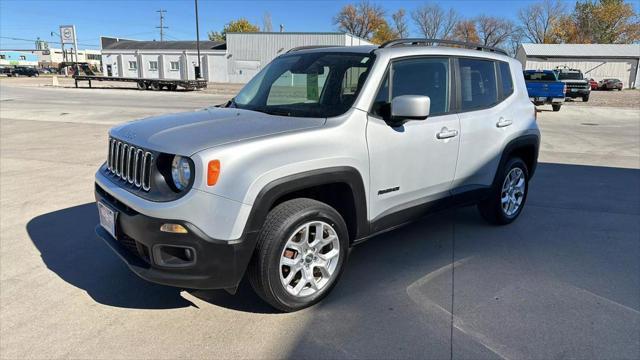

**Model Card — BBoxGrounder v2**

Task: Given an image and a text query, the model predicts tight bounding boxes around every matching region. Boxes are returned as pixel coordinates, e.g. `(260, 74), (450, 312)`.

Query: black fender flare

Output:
(492, 134), (540, 187)
(243, 166), (369, 240)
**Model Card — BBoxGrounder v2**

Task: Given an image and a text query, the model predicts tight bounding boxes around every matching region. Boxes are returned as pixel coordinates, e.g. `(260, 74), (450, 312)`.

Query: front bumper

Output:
(565, 88), (590, 97)
(95, 184), (258, 289)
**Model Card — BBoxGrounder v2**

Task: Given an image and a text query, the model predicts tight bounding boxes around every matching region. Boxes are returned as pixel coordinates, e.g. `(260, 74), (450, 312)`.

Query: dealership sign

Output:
(59, 25), (76, 44)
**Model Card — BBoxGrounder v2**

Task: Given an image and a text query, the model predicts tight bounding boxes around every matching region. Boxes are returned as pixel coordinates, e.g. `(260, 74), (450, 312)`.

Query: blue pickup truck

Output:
(524, 70), (566, 112)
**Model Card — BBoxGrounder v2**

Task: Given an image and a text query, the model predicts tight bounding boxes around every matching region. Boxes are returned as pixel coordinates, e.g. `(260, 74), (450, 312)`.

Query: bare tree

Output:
(263, 12), (273, 32)
(411, 3), (458, 40)
(518, 0), (564, 43)
(333, 0), (386, 39)
(392, 9), (409, 38)
(476, 15), (514, 47)
(506, 26), (525, 56)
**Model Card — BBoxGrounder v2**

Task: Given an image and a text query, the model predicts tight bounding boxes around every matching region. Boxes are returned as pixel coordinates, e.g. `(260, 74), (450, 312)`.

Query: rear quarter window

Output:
(499, 62), (514, 98)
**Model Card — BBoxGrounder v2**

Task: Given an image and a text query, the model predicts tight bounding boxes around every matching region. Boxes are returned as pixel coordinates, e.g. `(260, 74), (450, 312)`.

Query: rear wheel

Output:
(582, 95), (589, 102)
(552, 104), (561, 112)
(248, 198), (349, 312)
(136, 81), (147, 90)
(478, 157), (529, 225)
(149, 82), (161, 91)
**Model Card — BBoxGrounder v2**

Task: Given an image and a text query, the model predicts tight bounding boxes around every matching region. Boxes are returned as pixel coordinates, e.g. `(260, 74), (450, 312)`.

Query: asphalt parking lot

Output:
(1, 79), (639, 359)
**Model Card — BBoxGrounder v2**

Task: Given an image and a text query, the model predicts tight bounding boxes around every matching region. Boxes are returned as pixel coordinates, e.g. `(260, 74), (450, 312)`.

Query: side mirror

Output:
(390, 95), (431, 126)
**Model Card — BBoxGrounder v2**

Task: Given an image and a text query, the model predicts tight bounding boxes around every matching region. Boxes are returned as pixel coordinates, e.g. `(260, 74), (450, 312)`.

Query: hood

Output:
(109, 107), (326, 155)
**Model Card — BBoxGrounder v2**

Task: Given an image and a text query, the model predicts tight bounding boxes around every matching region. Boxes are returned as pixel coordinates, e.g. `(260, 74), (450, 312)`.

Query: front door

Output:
(366, 57), (460, 231)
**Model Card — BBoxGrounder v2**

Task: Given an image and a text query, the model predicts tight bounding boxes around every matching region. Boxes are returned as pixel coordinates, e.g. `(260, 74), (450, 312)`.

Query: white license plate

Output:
(536, 97), (546, 102)
(97, 202), (117, 239)
(570, 88), (577, 92)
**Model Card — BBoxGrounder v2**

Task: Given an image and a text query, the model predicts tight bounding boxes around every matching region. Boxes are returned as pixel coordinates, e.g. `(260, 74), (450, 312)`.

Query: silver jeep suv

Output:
(95, 39), (540, 312)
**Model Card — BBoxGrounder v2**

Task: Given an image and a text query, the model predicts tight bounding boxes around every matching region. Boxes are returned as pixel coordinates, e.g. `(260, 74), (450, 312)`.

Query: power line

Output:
(0, 36), (97, 48)
(156, 9), (168, 42)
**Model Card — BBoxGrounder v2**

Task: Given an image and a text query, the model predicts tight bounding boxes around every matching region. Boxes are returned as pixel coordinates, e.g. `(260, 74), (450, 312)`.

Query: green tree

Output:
(208, 18), (260, 41)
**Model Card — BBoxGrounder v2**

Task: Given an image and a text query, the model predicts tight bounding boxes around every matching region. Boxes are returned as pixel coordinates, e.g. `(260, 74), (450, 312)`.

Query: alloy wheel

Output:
(279, 221), (340, 297)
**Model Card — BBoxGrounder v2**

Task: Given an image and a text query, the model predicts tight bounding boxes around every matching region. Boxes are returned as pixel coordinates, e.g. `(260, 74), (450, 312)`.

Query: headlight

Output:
(171, 155), (192, 191)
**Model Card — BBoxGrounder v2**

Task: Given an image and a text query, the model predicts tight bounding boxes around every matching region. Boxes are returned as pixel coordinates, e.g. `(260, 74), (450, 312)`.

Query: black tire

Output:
(552, 104), (561, 112)
(582, 95), (589, 102)
(136, 81), (147, 90)
(149, 82), (161, 91)
(248, 198), (349, 312)
(478, 157), (529, 225)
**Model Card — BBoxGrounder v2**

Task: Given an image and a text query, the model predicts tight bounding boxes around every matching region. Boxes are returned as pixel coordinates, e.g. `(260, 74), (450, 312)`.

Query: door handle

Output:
(436, 128), (459, 139)
(497, 118), (513, 128)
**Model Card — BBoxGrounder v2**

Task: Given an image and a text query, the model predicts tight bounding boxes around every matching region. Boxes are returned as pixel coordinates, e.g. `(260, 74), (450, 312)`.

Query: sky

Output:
(0, 0), (636, 50)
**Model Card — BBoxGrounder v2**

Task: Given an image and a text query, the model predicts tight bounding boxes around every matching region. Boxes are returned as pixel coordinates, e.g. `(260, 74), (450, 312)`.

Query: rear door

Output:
(453, 58), (513, 191)
(366, 57), (460, 228)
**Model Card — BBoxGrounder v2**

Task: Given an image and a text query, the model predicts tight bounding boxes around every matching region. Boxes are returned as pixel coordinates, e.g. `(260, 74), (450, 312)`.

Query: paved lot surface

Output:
(1, 80), (639, 359)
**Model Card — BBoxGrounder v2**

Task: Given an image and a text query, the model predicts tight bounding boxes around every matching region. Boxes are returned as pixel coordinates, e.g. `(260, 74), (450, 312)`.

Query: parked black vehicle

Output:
(7, 67), (40, 77)
(555, 67), (590, 102)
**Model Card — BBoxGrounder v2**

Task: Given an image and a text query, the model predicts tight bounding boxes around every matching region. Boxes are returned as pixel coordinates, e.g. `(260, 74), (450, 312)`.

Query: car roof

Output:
(289, 44), (513, 62)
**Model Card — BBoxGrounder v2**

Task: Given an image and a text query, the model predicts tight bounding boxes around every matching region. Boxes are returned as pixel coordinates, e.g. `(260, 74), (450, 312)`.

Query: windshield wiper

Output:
(261, 108), (292, 117)
(225, 97), (237, 108)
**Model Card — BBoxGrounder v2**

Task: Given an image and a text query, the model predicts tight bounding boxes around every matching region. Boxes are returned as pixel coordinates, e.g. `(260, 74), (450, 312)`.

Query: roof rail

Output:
(379, 38), (509, 56)
(286, 45), (344, 54)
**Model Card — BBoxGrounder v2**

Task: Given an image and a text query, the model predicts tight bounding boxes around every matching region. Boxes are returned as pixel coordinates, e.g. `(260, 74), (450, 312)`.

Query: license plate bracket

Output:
(98, 201), (117, 239)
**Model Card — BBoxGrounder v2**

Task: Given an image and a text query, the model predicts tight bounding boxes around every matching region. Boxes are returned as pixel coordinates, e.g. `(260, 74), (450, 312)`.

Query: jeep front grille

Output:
(107, 138), (153, 191)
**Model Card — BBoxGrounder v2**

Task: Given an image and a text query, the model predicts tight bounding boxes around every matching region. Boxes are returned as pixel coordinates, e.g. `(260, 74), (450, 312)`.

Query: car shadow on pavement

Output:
(26, 204), (196, 309)
(26, 163), (640, 320)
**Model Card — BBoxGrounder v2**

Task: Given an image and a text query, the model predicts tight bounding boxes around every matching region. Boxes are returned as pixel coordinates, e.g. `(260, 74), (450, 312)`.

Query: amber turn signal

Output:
(207, 160), (221, 186)
(160, 223), (188, 234)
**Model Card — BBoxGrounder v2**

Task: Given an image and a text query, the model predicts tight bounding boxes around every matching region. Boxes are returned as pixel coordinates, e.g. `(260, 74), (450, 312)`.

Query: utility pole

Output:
(194, 0), (201, 79)
(156, 9), (167, 42)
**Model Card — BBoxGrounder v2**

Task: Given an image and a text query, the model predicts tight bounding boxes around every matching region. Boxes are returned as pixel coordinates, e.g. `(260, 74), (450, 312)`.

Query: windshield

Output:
(558, 72), (583, 80)
(524, 72), (557, 81)
(231, 52), (373, 118)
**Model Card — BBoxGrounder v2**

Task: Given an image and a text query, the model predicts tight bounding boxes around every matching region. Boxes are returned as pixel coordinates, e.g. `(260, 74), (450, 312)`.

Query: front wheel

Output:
(582, 95), (590, 102)
(248, 198), (349, 312)
(478, 157), (529, 225)
(552, 104), (561, 112)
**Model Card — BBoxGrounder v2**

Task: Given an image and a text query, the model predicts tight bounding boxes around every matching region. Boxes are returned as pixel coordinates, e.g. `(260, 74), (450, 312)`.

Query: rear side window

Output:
(459, 58), (498, 111)
(524, 71), (557, 81)
(371, 57), (450, 119)
(499, 62), (514, 98)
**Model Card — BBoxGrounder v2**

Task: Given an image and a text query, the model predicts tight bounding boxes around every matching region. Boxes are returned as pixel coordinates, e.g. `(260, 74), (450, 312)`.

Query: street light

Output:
(194, 0), (201, 79)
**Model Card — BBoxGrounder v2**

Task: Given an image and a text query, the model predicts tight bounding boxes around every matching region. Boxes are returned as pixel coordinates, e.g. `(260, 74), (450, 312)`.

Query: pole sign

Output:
(59, 25), (75, 44)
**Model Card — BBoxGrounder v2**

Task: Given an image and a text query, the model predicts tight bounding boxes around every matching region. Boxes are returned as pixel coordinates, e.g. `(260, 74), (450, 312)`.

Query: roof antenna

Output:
(280, 24), (284, 33)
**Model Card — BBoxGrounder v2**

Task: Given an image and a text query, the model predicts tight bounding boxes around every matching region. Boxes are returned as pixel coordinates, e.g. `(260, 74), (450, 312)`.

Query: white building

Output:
(516, 44), (640, 89)
(101, 32), (372, 83)
(39, 48), (102, 68)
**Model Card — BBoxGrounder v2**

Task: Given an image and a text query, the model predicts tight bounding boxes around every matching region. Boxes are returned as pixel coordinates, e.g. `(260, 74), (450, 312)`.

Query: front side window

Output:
(149, 61), (158, 71)
(371, 57), (450, 119)
(232, 52), (373, 118)
(19, 55), (26, 60)
(128, 61), (137, 70)
(459, 58), (498, 111)
(170, 61), (180, 71)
